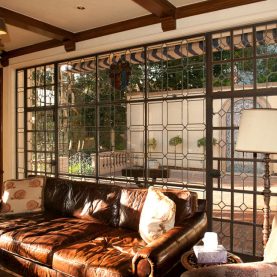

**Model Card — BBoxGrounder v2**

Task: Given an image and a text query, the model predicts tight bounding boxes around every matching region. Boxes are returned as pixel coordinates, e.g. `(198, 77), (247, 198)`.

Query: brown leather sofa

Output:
(0, 177), (207, 277)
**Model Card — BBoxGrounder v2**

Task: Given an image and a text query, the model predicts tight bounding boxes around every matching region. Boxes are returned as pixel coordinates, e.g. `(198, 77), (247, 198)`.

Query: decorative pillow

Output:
(1, 177), (45, 214)
(139, 186), (176, 243)
(264, 212), (277, 262)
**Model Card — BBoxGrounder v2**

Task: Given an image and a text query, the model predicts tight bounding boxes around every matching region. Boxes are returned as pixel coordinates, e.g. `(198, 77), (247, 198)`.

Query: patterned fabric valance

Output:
(64, 28), (277, 73)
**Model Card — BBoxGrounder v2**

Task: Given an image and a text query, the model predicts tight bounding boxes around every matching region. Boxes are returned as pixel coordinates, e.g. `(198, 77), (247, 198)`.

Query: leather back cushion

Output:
(162, 189), (198, 225)
(44, 178), (70, 214)
(44, 178), (121, 226)
(119, 188), (148, 230)
(71, 186), (121, 226)
(119, 187), (198, 231)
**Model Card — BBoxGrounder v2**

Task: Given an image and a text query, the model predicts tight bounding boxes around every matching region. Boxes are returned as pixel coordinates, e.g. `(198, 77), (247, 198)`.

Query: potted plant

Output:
(197, 137), (217, 150)
(169, 135), (183, 168)
(147, 137), (159, 169)
(148, 137), (157, 153)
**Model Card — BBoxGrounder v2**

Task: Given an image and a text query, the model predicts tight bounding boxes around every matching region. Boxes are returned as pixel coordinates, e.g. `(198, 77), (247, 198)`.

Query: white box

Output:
(193, 245), (227, 264)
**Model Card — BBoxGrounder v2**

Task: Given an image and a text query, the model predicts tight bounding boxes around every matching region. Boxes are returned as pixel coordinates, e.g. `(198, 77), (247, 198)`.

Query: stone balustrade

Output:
(93, 151), (133, 175)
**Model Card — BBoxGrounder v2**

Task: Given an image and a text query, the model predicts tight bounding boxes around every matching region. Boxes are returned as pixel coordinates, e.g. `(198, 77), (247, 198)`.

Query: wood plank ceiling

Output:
(0, 0), (266, 66)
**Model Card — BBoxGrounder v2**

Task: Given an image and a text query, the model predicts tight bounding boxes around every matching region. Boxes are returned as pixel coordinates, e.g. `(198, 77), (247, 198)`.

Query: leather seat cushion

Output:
(0, 249), (60, 277)
(0, 212), (56, 235)
(0, 217), (113, 266)
(53, 228), (146, 277)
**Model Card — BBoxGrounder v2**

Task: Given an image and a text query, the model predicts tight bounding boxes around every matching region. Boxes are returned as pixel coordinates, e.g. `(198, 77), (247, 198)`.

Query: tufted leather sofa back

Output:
(44, 178), (200, 230)
(44, 178), (121, 226)
(118, 187), (198, 231)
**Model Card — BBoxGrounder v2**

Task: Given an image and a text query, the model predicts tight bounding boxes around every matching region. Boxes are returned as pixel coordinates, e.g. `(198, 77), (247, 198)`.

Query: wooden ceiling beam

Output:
(161, 16), (176, 32)
(131, 0), (176, 31)
(0, 7), (73, 41)
(176, 0), (266, 19)
(131, 0), (176, 18)
(7, 40), (63, 59)
(0, 51), (9, 67)
(75, 15), (160, 42)
(4, 15), (160, 61)
(2, 0), (266, 62)
(0, 7), (75, 52)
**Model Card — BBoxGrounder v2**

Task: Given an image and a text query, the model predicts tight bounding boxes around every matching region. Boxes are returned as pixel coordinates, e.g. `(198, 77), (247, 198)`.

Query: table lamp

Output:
(236, 109), (277, 246)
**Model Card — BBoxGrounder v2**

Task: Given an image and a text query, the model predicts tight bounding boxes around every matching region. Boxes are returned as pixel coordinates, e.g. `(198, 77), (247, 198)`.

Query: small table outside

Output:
(181, 250), (243, 271)
(121, 167), (169, 186)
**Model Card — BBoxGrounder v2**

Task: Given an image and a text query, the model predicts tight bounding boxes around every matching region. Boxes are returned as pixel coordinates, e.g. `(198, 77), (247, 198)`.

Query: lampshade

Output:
(236, 109), (277, 154)
(0, 18), (7, 35)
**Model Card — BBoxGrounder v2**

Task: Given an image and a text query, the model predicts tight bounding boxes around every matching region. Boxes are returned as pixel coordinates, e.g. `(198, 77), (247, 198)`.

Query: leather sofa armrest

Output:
(180, 262), (277, 277)
(132, 212), (207, 277)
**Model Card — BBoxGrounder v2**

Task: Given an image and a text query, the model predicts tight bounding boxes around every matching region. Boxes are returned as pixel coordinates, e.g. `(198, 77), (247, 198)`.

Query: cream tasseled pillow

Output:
(264, 212), (277, 262)
(139, 186), (176, 244)
(1, 177), (45, 215)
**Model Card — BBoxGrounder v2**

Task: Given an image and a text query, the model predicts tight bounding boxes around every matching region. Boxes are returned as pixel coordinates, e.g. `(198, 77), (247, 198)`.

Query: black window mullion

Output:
(252, 25), (258, 256)
(15, 70), (19, 179)
(144, 46), (148, 186)
(44, 66), (47, 176)
(96, 56), (99, 180)
(230, 29), (235, 254)
(54, 63), (59, 177)
(205, 32), (213, 231)
(23, 69), (28, 178)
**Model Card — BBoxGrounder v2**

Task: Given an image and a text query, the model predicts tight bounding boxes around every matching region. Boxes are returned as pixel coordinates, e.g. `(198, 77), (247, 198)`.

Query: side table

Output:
(121, 167), (169, 187)
(181, 250), (243, 271)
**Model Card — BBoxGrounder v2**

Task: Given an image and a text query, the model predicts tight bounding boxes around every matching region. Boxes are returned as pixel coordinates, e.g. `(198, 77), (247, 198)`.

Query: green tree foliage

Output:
(61, 67), (128, 153)
(60, 45), (277, 156)
(169, 135), (183, 147)
(61, 72), (96, 154)
(147, 56), (205, 92)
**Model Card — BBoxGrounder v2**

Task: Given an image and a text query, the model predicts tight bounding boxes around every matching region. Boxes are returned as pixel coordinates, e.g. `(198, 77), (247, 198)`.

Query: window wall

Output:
(211, 22), (277, 256)
(16, 20), (277, 257)
(16, 38), (207, 192)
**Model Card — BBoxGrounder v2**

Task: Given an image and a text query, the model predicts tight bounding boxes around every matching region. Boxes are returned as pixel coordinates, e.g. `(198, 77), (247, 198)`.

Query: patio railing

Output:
(59, 151), (133, 176)
(93, 151), (133, 175)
